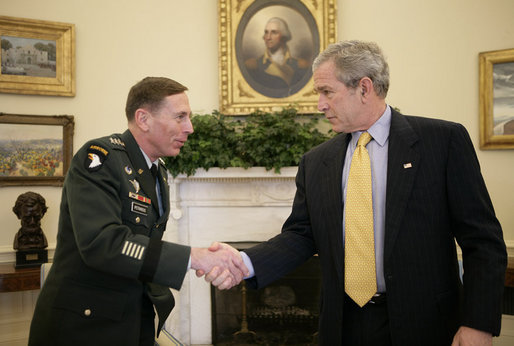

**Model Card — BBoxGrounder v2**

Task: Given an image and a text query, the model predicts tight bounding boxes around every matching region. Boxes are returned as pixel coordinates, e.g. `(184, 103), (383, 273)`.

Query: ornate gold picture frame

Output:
(479, 48), (514, 149)
(0, 16), (75, 96)
(218, 0), (337, 115)
(0, 113), (74, 186)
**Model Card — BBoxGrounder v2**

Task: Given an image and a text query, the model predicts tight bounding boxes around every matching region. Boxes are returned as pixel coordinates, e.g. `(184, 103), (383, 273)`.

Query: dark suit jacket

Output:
(245, 109), (507, 345)
(29, 130), (190, 346)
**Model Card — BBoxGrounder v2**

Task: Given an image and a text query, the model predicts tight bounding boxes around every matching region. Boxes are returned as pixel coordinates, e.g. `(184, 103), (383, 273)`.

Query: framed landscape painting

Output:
(0, 113), (74, 186)
(479, 48), (514, 149)
(0, 15), (75, 96)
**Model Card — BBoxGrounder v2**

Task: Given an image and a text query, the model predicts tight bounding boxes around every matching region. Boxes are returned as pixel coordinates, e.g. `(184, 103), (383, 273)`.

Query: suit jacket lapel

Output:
(384, 110), (419, 263)
(121, 130), (160, 213)
(321, 133), (351, 283)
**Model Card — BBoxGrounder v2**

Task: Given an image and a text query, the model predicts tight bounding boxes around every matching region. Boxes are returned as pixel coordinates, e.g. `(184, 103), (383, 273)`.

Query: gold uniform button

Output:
(135, 217), (140, 223)
(84, 309), (92, 316)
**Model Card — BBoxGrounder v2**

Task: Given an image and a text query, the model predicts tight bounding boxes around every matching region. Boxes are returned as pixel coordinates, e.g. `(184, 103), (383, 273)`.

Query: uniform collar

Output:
(139, 148), (160, 169)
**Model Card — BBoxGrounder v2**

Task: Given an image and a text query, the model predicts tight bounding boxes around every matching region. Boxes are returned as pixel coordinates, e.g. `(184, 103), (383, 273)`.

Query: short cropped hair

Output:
(125, 77), (188, 121)
(312, 40), (390, 98)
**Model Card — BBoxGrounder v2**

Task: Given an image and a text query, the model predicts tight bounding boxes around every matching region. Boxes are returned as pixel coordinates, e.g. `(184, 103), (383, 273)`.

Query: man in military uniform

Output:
(28, 77), (248, 346)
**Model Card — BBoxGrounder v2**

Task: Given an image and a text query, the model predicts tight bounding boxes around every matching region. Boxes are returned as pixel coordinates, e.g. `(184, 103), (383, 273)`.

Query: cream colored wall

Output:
(0, 0), (513, 258)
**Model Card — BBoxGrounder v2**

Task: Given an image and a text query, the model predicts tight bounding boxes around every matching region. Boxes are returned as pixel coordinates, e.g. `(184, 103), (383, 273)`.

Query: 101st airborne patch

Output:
(85, 144), (109, 172)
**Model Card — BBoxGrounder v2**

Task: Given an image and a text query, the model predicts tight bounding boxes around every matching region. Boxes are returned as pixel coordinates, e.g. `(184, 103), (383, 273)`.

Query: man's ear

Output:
(359, 77), (373, 98)
(134, 108), (150, 131)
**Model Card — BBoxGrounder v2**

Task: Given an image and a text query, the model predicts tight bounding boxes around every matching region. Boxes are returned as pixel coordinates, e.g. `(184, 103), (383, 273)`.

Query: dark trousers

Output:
(140, 294), (156, 346)
(342, 293), (392, 346)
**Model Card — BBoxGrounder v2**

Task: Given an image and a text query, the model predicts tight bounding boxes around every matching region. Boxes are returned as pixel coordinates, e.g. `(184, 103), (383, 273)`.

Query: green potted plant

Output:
(163, 108), (334, 177)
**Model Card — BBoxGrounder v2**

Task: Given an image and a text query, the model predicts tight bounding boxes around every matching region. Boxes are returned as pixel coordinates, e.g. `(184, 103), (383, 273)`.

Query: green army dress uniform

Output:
(29, 130), (190, 346)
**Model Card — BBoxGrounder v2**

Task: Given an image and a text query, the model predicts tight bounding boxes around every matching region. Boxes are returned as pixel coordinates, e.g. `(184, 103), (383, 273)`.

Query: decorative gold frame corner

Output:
(479, 48), (514, 149)
(0, 15), (75, 97)
(218, 0), (337, 115)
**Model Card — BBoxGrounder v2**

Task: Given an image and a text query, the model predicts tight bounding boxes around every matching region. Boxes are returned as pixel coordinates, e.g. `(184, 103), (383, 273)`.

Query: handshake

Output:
(190, 242), (249, 290)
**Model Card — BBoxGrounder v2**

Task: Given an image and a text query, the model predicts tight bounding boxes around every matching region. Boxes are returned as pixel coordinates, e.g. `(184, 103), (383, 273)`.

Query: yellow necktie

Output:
(345, 132), (377, 307)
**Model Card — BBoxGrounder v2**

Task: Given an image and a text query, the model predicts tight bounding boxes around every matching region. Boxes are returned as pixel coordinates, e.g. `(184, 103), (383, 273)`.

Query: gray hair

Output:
(312, 40), (390, 98)
(266, 17), (292, 42)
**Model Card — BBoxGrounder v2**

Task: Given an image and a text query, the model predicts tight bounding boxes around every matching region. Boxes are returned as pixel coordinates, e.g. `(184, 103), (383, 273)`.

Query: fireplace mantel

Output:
(168, 166), (298, 214)
(163, 167), (298, 345)
(170, 166), (298, 181)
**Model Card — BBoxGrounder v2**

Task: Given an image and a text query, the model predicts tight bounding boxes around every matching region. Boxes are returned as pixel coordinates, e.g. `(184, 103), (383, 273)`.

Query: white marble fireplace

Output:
(162, 167), (298, 345)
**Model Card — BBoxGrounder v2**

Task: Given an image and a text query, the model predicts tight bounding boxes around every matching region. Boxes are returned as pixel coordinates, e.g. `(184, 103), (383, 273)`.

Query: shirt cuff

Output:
(240, 251), (255, 278)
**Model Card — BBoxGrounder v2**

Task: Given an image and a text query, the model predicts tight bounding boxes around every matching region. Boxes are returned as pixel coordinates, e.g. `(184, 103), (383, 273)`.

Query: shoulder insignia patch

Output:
(85, 144), (109, 171)
(109, 137), (125, 146)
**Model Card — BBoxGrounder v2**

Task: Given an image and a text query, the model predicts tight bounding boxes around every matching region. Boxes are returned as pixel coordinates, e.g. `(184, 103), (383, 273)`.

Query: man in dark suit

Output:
(207, 41), (507, 345)
(28, 77), (247, 346)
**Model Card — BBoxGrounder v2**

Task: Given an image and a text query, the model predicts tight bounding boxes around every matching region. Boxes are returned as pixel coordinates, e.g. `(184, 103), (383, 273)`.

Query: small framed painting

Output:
(479, 47), (514, 149)
(0, 113), (74, 186)
(0, 15), (75, 96)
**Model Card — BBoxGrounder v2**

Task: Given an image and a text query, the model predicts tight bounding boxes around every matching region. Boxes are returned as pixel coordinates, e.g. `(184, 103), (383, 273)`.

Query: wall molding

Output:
(2, 242), (510, 264)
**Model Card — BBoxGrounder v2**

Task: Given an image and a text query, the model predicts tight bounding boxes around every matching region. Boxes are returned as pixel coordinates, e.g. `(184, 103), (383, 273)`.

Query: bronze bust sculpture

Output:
(13, 191), (48, 251)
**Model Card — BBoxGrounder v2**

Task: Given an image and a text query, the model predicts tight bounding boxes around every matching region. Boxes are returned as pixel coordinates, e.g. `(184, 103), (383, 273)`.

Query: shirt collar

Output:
(139, 148), (160, 169)
(351, 105), (391, 147)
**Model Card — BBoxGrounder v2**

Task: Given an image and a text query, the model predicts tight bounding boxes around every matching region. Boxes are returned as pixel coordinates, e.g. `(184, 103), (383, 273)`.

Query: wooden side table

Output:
(0, 263), (41, 292)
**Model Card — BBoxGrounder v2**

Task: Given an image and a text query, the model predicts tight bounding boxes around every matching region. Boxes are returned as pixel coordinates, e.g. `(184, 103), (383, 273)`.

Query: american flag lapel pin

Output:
(403, 162), (412, 169)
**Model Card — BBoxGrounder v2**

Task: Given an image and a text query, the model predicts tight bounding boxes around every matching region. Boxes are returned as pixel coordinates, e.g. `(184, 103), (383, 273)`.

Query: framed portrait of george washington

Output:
(218, 0), (337, 115)
(479, 48), (514, 149)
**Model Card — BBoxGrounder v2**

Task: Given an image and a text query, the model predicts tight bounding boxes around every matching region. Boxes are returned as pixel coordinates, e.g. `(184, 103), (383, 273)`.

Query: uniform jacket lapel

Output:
(121, 130), (160, 213)
(384, 110), (419, 263)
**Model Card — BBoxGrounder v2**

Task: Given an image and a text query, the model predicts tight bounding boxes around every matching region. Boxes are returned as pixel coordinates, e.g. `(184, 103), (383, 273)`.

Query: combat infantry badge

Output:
(129, 179), (140, 193)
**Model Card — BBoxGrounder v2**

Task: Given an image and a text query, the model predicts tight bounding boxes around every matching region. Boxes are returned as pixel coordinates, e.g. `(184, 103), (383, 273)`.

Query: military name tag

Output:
(129, 192), (151, 205)
(131, 202), (148, 216)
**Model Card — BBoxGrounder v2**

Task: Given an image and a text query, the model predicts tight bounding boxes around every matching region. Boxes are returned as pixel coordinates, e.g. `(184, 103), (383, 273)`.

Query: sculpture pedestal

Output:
(15, 249), (48, 269)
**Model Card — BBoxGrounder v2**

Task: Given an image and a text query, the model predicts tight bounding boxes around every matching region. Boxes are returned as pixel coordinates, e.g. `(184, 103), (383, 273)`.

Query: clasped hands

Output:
(190, 242), (248, 290)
